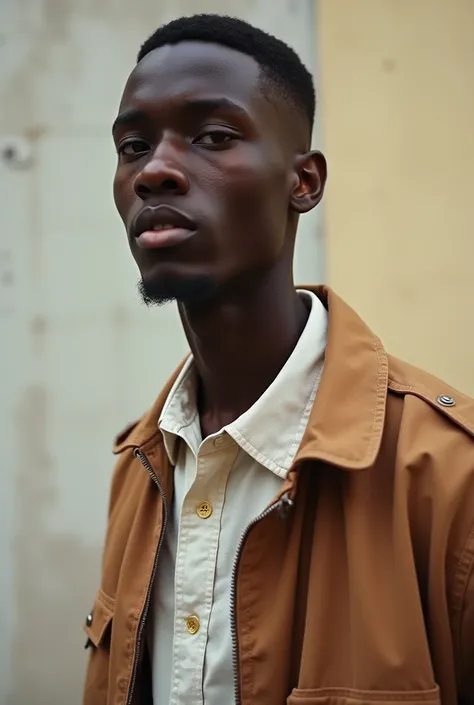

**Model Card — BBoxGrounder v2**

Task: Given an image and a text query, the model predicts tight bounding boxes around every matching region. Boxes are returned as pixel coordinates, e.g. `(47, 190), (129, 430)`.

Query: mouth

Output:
(137, 225), (196, 249)
(131, 206), (197, 250)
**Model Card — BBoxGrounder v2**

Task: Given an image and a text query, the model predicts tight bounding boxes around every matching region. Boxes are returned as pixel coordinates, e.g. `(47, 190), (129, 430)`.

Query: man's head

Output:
(113, 14), (326, 306)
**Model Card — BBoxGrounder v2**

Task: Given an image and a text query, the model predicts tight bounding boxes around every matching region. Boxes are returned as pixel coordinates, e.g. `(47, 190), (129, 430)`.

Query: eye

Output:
(194, 130), (236, 147)
(118, 139), (150, 157)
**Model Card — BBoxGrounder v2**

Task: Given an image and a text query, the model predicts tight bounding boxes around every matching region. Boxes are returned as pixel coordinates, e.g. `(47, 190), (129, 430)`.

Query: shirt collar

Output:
(158, 289), (327, 478)
(225, 289), (327, 477)
(158, 357), (198, 464)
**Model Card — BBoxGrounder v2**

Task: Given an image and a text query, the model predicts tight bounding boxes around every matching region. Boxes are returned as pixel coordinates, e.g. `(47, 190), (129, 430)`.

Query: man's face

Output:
(113, 41), (304, 305)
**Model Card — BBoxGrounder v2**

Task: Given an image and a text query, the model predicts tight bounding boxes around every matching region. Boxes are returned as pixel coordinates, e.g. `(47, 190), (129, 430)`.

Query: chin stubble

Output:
(137, 275), (217, 307)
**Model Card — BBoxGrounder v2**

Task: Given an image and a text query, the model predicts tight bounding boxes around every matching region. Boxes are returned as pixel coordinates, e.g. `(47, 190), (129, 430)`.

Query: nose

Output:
(133, 141), (189, 199)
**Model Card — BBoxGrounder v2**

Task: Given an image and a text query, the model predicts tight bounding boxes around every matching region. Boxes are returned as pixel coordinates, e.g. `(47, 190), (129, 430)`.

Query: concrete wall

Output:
(0, 1), (323, 703)
(318, 0), (474, 395)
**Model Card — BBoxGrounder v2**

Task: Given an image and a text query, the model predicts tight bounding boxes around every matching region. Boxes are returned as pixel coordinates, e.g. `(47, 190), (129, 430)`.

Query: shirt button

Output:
(185, 615), (200, 634)
(196, 500), (213, 519)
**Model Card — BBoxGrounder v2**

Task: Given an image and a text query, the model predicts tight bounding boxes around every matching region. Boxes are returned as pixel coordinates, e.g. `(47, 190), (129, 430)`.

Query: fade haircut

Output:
(137, 14), (315, 134)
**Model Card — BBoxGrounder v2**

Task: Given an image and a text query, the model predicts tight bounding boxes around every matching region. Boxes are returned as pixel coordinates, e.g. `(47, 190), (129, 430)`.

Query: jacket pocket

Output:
(84, 588), (114, 649)
(287, 686), (441, 705)
(83, 589), (115, 705)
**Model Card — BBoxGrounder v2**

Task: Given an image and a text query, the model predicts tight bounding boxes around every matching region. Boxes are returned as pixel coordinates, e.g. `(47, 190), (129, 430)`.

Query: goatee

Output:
(138, 275), (217, 307)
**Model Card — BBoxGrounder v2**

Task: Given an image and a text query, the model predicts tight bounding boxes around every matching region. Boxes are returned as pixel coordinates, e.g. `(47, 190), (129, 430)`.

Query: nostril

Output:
(134, 172), (187, 198)
(136, 183), (152, 197)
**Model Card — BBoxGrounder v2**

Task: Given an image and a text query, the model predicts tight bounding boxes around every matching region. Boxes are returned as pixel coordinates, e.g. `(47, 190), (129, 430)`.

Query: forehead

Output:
(120, 41), (264, 112)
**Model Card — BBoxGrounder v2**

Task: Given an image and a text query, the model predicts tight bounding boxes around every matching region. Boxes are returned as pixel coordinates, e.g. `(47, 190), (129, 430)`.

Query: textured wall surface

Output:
(0, 2), (322, 703)
(318, 0), (474, 395)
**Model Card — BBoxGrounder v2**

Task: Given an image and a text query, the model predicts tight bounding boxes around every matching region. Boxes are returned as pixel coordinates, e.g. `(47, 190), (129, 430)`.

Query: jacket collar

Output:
(293, 286), (388, 470)
(113, 286), (388, 472)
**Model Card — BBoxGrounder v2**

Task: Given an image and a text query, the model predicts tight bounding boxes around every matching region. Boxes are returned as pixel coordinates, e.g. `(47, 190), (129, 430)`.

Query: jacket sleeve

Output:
(83, 451), (125, 705)
(456, 529), (474, 703)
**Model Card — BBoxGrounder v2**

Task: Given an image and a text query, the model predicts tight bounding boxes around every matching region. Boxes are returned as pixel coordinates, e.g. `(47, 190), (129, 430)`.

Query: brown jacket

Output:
(83, 287), (474, 705)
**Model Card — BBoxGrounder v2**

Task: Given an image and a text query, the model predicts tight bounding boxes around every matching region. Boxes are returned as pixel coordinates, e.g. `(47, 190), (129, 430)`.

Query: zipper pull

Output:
(277, 492), (294, 520)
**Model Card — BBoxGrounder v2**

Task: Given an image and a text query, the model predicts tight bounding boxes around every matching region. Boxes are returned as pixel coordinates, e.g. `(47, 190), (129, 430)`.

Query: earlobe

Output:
(290, 150), (327, 214)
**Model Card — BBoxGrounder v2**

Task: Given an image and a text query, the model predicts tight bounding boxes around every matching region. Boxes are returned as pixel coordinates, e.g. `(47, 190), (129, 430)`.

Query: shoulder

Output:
(385, 355), (474, 581)
(387, 353), (474, 441)
(112, 418), (142, 451)
(384, 354), (474, 535)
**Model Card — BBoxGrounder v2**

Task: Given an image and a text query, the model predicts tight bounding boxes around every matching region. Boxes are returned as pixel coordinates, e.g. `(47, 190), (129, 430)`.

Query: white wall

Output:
(0, 1), (322, 702)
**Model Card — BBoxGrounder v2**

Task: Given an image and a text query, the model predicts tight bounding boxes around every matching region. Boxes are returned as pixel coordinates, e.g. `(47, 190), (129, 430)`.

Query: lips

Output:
(131, 205), (197, 250)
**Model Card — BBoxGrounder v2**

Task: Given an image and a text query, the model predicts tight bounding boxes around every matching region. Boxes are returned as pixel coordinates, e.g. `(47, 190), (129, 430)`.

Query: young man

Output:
(83, 14), (474, 705)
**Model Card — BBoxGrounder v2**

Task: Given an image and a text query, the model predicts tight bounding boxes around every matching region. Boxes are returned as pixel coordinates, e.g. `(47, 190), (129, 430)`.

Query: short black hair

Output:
(137, 14), (315, 132)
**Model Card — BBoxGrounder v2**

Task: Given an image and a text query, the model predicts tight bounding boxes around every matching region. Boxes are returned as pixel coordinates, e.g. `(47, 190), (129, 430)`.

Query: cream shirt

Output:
(149, 290), (328, 705)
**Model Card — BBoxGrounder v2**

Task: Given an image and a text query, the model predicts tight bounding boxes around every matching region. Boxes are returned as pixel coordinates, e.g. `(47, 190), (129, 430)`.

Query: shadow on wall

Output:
(10, 385), (96, 705)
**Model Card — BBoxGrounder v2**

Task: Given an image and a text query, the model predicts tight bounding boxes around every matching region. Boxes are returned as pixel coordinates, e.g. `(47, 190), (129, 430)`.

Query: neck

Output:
(178, 268), (309, 436)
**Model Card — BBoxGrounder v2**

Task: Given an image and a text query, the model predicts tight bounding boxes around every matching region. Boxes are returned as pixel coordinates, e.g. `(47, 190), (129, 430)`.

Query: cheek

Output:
(113, 169), (136, 224)
(220, 146), (288, 197)
(215, 151), (290, 244)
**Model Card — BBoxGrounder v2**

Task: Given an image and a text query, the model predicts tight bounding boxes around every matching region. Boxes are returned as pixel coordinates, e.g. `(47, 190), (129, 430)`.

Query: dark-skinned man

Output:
(84, 14), (474, 705)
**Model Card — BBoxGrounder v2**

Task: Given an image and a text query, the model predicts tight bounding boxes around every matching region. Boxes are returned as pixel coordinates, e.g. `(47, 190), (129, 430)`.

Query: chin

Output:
(138, 273), (217, 307)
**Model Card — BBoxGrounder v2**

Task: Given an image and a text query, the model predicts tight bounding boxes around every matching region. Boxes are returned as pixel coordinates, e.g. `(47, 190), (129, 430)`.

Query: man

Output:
(83, 13), (474, 705)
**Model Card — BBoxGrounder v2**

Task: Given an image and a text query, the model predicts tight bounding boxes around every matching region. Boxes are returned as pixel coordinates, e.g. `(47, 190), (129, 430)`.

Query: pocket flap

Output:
(84, 588), (115, 648)
(287, 687), (441, 705)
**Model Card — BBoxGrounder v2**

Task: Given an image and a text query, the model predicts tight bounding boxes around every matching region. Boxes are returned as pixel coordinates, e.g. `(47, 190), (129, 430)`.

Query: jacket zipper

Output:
(230, 493), (294, 705)
(126, 448), (168, 705)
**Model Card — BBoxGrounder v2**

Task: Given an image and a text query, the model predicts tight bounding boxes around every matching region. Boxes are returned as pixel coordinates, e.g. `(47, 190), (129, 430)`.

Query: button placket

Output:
(169, 440), (238, 704)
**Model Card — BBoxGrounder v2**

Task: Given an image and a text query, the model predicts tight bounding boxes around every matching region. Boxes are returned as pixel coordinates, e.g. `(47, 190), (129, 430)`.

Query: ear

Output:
(290, 150), (327, 214)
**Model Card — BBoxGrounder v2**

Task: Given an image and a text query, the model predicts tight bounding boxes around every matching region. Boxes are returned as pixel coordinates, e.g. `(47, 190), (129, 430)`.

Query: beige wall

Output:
(317, 0), (474, 395)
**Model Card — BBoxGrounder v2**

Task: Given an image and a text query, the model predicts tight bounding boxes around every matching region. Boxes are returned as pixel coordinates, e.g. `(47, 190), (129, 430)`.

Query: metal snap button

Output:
(86, 612), (93, 627)
(437, 394), (456, 407)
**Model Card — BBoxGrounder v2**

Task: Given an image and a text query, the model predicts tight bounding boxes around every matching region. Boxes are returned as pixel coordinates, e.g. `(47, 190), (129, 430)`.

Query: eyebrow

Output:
(112, 97), (248, 134)
(112, 108), (147, 135)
